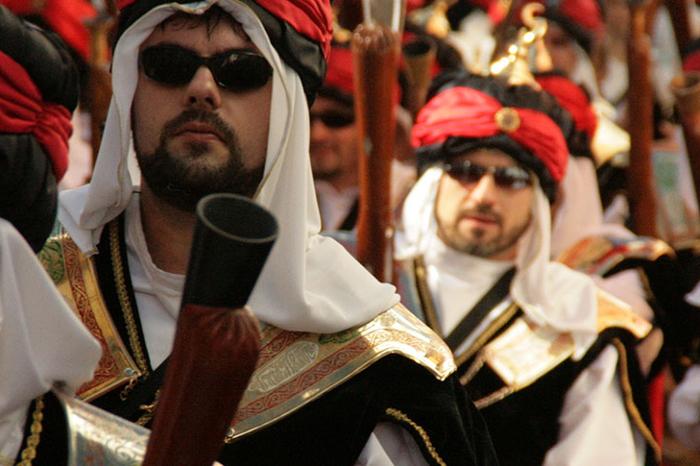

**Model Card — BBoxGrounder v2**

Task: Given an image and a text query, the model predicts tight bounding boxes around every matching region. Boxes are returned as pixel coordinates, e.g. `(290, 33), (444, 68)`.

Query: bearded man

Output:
(42, 1), (499, 465)
(396, 70), (659, 466)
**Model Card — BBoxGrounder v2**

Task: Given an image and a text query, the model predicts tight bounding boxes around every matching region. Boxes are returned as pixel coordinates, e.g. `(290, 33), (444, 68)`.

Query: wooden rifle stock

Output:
(143, 194), (277, 466)
(352, 24), (400, 283)
(664, 0), (692, 57)
(671, 72), (700, 213)
(626, 1), (658, 237)
(403, 37), (436, 117)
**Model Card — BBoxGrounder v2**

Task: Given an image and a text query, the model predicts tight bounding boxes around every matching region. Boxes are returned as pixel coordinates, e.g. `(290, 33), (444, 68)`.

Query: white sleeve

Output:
(668, 365), (700, 450)
(543, 346), (644, 466)
(354, 423), (430, 466)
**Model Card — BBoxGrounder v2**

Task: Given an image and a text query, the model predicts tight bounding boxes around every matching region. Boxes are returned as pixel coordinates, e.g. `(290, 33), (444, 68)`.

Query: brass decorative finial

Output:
(489, 3), (547, 88)
(408, 0), (457, 39)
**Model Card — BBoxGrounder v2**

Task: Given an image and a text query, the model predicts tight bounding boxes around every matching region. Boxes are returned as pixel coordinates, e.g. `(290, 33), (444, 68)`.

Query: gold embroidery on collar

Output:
(108, 221), (150, 398)
(225, 305), (455, 442)
(385, 408), (447, 466)
(41, 232), (140, 401)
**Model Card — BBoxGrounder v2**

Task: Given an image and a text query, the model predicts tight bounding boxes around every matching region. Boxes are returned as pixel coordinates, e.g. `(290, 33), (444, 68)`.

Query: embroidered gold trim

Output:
(224, 305), (455, 442)
(109, 221), (150, 397)
(612, 339), (662, 464)
(16, 396), (44, 466)
(413, 256), (443, 337)
(385, 408), (447, 466)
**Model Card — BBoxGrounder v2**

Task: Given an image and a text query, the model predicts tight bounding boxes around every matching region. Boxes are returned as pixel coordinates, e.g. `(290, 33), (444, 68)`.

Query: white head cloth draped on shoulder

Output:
(58, 0), (398, 333)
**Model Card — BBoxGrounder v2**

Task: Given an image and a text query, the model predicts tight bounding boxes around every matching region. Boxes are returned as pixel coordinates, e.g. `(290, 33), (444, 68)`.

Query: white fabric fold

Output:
(0, 219), (100, 457)
(58, 0), (398, 333)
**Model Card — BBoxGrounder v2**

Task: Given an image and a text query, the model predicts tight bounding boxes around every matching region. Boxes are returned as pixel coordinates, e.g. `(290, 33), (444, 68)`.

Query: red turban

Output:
(117, 0), (332, 59)
(536, 73), (597, 144)
(0, 50), (72, 180)
(324, 46), (355, 97)
(412, 86), (567, 182)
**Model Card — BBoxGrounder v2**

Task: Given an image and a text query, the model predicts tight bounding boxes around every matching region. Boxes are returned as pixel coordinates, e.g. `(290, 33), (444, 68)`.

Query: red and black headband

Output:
(116, 0), (332, 103)
(0, 6), (77, 181)
(412, 72), (569, 200)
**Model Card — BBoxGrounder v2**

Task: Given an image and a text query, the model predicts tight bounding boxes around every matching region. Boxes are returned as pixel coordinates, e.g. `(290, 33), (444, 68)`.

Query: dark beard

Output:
(440, 203), (531, 258)
(135, 109), (263, 213)
(461, 217), (529, 258)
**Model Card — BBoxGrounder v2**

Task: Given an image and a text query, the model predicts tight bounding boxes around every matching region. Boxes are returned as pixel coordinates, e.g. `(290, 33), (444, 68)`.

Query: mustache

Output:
(161, 109), (236, 145)
(459, 204), (502, 223)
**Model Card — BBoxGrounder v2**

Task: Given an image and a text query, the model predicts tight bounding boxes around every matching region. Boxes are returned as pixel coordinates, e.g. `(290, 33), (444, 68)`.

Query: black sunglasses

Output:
(139, 44), (272, 92)
(309, 111), (355, 128)
(444, 160), (532, 189)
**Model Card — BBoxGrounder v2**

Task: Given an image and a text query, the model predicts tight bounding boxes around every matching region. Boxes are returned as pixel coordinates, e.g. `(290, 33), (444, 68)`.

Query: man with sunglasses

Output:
(310, 43), (362, 231)
(395, 70), (658, 465)
(41, 1), (499, 465)
(310, 41), (415, 232)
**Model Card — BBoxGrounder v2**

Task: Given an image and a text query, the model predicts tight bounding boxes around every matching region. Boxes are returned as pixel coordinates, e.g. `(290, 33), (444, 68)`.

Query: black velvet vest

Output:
(43, 217), (500, 466)
(398, 256), (660, 466)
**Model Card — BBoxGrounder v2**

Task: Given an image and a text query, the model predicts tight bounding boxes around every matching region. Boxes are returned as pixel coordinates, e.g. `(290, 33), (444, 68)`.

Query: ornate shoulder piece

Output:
(225, 303), (455, 442)
(556, 234), (675, 276)
(38, 232), (142, 401)
(53, 389), (148, 465)
(596, 290), (652, 340)
(479, 318), (575, 393)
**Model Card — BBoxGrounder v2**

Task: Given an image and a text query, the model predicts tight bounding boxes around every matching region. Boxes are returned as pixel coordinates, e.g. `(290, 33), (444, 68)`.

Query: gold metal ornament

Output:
(495, 107), (521, 132)
(489, 3), (547, 88)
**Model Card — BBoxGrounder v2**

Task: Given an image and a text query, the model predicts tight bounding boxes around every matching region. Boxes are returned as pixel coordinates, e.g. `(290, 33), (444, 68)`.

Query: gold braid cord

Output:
(385, 408), (447, 466)
(16, 396), (45, 466)
(109, 221), (150, 400)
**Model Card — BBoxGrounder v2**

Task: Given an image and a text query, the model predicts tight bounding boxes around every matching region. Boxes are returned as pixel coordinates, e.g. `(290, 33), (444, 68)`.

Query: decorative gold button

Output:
(495, 107), (521, 133)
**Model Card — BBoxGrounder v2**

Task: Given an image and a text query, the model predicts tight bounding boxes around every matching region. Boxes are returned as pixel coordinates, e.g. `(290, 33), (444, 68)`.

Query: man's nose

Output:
(184, 66), (222, 110)
(468, 173), (498, 205)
